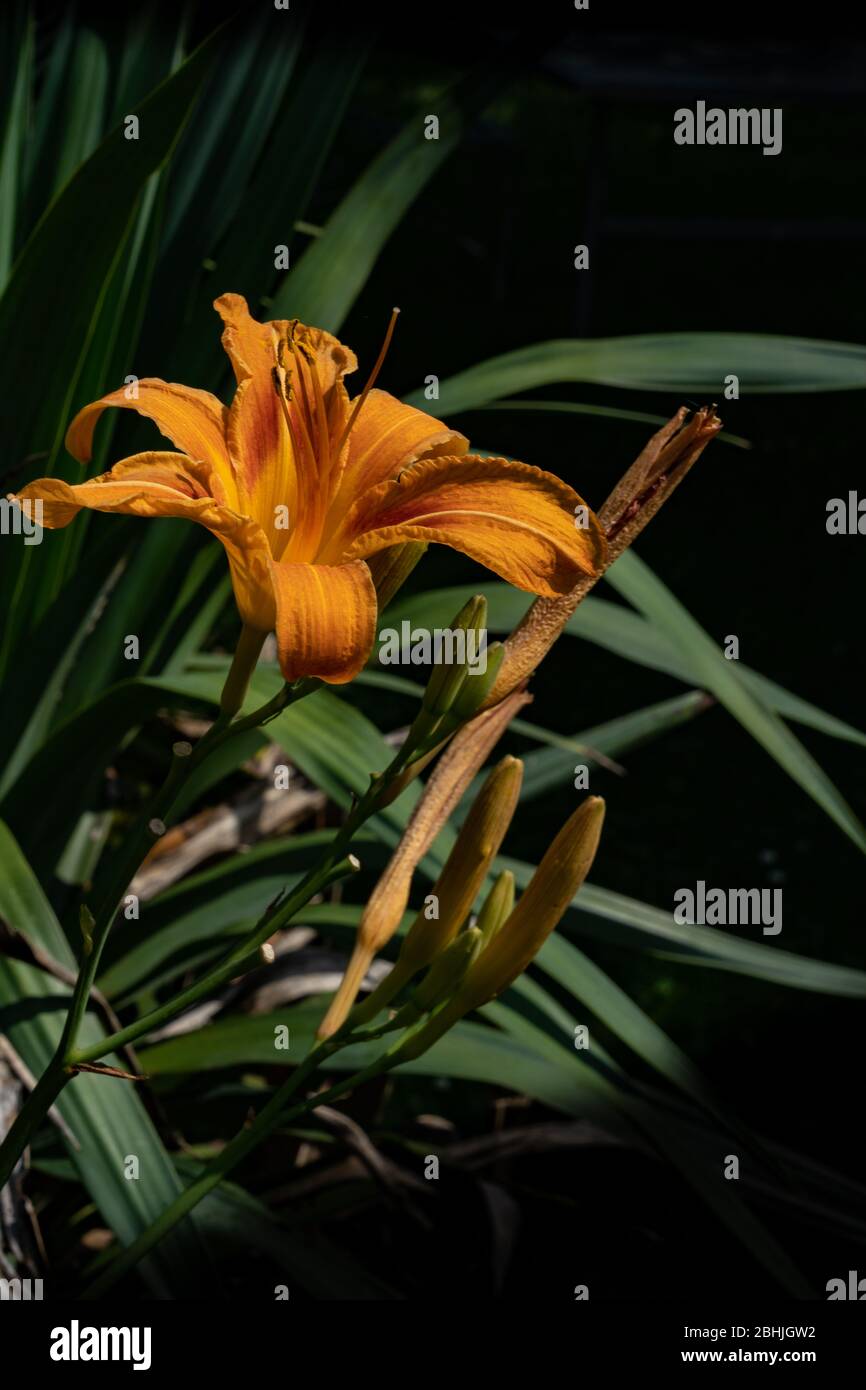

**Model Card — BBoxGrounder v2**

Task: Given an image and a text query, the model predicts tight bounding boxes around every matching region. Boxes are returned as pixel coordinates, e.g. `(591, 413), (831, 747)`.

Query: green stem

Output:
(217, 675), (319, 741)
(82, 1048), (392, 1298)
(0, 1058), (68, 1190)
(218, 624), (267, 717)
(69, 855), (360, 1066)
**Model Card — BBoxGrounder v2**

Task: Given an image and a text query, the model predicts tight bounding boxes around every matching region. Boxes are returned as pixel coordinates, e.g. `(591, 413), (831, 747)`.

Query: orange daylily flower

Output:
(15, 296), (607, 685)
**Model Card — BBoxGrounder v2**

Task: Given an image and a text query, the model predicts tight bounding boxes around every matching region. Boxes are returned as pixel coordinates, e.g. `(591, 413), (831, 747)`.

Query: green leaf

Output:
(19, 23), (109, 233)
(0, 22), (224, 683)
(47, 27), (110, 194)
(403, 334), (866, 414)
(159, 568), (232, 677)
(0, 821), (214, 1296)
(109, 8), (188, 122)
(469, 398), (751, 449)
(196, 663), (866, 999)
(0, 19), (221, 478)
(18, 8), (74, 228)
(0, 525), (130, 791)
(561, 597), (866, 748)
(0, 681), (189, 872)
(214, 30), (371, 308)
(162, 14), (300, 250)
(266, 680), (865, 1000)
(560, 879), (866, 997)
(138, 998), (629, 1134)
(535, 933), (722, 1117)
(605, 551), (866, 852)
(272, 55), (523, 332)
(0, 7), (31, 286)
(515, 691), (711, 802)
(96, 831), (359, 999)
(57, 526), (212, 713)
(139, 1008), (304, 1074)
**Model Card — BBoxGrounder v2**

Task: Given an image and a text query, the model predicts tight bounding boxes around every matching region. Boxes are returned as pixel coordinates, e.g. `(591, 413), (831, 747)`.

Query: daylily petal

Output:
(15, 453), (274, 630)
(65, 382), (235, 502)
(215, 293), (297, 526)
(270, 559), (377, 685)
(215, 293), (357, 559)
(323, 388), (468, 527)
(321, 454), (608, 595)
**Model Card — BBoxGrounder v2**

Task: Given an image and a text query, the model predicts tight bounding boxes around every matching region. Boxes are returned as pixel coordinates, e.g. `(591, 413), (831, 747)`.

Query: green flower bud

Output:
(390, 927), (483, 1028)
(431, 643), (505, 743)
(449, 641), (504, 720)
(474, 869), (515, 947)
(420, 594), (487, 719)
(368, 542), (428, 613)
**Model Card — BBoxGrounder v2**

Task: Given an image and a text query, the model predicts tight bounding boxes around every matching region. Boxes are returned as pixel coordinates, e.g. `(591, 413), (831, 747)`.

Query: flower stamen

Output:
(333, 307), (400, 463)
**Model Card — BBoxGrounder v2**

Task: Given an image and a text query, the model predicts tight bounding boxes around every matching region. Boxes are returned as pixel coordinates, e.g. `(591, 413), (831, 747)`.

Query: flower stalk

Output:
(218, 623), (268, 716)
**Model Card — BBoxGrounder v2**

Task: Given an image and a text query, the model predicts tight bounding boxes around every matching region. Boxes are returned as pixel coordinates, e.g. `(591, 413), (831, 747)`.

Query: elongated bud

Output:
(484, 407), (722, 707)
(446, 641), (503, 723)
(317, 689), (529, 1039)
(474, 869), (515, 947)
(396, 642), (506, 776)
(391, 797), (605, 1063)
(421, 594), (487, 719)
(348, 756), (523, 1026)
(367, 542), (428, 613)
(428, 644), (506, 748)
(390, 927), (483, 1028)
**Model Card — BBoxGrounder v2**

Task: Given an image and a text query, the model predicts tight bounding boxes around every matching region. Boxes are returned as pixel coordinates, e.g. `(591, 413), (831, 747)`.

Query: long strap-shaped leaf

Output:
(605, 550), (866, 853)
(270, 30), (557, 333)
(0, 821), (215, 1296)
(0, 18), (227, 681)
(403, 334), (866, 415)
